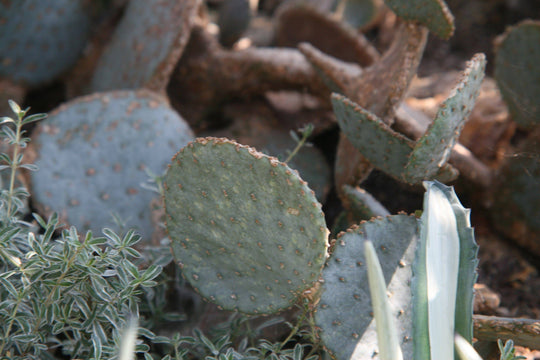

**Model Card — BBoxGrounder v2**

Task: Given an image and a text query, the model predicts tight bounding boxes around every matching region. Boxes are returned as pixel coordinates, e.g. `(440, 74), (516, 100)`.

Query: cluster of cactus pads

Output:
(162, 136), (478, 359)
(332, 53), (486, 185)
(4, 0), (539, 355)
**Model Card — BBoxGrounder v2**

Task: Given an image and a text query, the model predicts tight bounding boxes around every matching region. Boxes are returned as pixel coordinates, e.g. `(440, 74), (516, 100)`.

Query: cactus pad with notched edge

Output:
(383, 0), (454, 39)
(31, 89), (194, 240)
(494, 20), (540, 129)
(316, 215), (419, 360)
(403, 54), (486, 183)
(163, 137), (328, 314)
(0, 0), (92, 88)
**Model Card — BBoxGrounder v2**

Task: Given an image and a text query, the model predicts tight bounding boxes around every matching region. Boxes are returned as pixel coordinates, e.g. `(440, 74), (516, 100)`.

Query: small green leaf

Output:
(8, 99), (21, 115)
(21, 113), (47, 125)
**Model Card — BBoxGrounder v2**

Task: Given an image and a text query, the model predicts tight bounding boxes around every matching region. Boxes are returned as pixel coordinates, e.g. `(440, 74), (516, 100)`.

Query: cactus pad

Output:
(206, 113), (331, 202)
(339, 0), (382, 29)
(163, 138), (328, 314)
(403, 54), (486, 183)
(31, 89), (194, 240)
(332, 94), (415, 181)
(341, 185), (390, 221)
(91, 0), (198, 92)
(490, 129), (540, 257)
(316, 215), (419, 360)
(494, 20), (540, 129)
(0, 0), (92, 87)
(383, 0), (455, 39)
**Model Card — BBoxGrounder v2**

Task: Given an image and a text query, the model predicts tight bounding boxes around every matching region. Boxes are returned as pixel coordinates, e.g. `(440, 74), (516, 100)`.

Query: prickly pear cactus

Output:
(317, 182), (478, 360)
(91, 0), (199, 92)
(332, 53), (486, 184)
(31, 89), (194, 240)
(332, 94), (416, 179)
(383, 0), (455, 39)
(276, 3), (380, 66)
(0, 0), (93, 88)
(163, 138), (328, 314)
(341, 185), (390, 221)
(403, 53), (486, 183)
(494, 20), (540, 129)
(206, 113), (331, 202)
(301, 21), (426, 120)
(489, 128), (540, 257)
(338, 0), (382, 30)
(316, 215), (419, 360)
(301, 20), (427, 193)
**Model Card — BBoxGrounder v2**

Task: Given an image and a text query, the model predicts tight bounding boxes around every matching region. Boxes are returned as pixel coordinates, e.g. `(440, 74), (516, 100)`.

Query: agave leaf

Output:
(424, 181), (460, 360)
(365, 240), (403, 360)
(412, 181), (478, 360)
(454, 334), (483, 360)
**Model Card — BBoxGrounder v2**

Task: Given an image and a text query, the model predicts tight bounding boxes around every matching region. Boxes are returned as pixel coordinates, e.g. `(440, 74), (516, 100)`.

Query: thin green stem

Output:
(275, 303), (310, 353)
(0, 289), (25, 355)
(284, 124), (314, 164)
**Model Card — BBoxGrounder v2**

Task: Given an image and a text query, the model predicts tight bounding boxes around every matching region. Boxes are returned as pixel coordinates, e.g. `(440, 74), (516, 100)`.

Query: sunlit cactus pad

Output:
(404, 53), (486, 182)
(164, 138), (328, 314)
(0, 0), (92, 87)
(494, 20), (540, 129)
(31, 89), (193, 239)
(316, 215), (419, 360)
(384, 0), (454, 39)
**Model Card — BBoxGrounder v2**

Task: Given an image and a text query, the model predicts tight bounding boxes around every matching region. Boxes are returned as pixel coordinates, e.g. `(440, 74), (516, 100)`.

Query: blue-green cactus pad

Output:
(316, 215), (419, 360)
(403, 54), (486, 183)
(341, 0), (380, 29)
(31, 89), (193, 239)
(0, 0), (92, 87)
(494, 20), (540, 129)
(164, 137), (328, 314)
(91, 0), (198, 92)
(384, 0), (454, 39)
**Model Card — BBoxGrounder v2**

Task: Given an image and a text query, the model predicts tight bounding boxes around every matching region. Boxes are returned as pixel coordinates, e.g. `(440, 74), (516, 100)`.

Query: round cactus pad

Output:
(31, 89), (193, 240)
(164, 138), (328, 314)
(0, 0), (92, 87)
